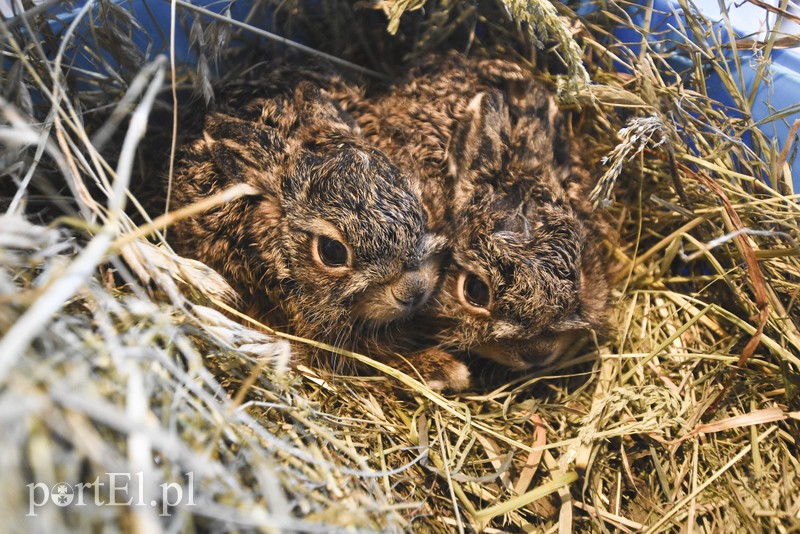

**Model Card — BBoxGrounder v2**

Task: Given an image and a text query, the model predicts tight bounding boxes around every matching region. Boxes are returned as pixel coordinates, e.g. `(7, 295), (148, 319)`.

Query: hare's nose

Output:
(392, 273), (431, 309)
(396, 287), (427, 308)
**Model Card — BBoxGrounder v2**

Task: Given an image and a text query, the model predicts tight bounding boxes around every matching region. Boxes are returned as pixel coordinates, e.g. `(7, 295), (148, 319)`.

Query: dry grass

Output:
(1, 0), (798, 532)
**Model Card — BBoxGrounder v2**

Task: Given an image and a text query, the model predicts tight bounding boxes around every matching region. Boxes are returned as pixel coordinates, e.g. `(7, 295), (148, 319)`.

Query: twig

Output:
(165, 0), (180, 236)
(777, 119), (800, 191)
(1, 0), (61, 26)
(744, 0), (800, 25)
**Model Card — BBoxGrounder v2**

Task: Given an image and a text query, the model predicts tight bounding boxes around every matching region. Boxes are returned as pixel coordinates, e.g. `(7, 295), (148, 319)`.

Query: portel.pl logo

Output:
(27, 472), (195, 517)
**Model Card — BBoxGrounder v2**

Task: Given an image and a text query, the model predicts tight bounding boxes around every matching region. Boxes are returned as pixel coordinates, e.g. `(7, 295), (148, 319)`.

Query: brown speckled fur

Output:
(337, 53), (611, 388)
(167, 65), (445, 374)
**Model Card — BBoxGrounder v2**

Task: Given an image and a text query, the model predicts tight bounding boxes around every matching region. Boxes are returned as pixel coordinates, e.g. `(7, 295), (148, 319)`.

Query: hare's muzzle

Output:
(391, 272), (431, 310)
(470, 328), (587, 370)
(349, 266), (438, 324)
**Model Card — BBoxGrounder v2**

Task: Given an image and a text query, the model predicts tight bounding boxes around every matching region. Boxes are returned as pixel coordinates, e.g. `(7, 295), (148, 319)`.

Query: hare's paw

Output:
(407, 349), (471, 392)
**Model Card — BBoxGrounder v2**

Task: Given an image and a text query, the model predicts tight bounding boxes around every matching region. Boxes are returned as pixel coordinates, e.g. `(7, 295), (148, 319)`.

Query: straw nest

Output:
(1, 0), (798, 532)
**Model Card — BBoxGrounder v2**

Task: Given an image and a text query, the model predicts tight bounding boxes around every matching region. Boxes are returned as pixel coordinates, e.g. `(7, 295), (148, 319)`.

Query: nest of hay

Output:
(1, 0), (798, 531)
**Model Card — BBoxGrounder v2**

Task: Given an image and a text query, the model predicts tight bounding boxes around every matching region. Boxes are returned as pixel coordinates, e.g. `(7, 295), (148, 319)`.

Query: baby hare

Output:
(347, 53), (610, 386)
(167, 67), (443, 362)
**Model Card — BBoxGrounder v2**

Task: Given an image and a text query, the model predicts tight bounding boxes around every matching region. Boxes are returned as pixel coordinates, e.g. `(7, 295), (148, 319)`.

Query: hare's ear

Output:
(475, 58), (527, 83)
(293, 81), (358, 134)
(447, 91), (509, 209)
(202, 112), (285, 189)
(255, 96), (296, 133)
(249, 82), (352, 137)
(508, 83), (572, 171)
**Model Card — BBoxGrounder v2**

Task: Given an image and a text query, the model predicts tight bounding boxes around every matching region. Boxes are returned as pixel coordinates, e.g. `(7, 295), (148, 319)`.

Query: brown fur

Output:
(338, 53), (612, 388)
(167, 65), (444, 369)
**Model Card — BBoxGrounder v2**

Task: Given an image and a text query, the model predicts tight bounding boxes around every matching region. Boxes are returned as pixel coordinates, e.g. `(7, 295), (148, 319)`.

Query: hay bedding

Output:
(1, 0), (799, 532)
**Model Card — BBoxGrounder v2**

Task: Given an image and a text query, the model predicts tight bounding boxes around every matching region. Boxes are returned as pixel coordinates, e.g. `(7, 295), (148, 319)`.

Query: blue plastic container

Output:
(4, 0), (271, 88)
(55, 1), (262, 63)
(7, 0), (799, 191)
(583, 0), (800, 192)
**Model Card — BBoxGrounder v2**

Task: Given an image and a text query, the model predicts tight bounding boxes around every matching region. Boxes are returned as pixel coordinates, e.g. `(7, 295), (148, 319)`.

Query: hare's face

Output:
(431, 194), (594, 368)
(421, 86), (605, 368)
(281, 142), (443, 328)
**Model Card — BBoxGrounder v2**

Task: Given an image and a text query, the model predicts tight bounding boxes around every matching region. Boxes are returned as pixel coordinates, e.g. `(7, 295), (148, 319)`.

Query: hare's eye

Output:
(315, 235), (350, 268)
(464, 274), (490, 307)
(458, 272), (492, 313)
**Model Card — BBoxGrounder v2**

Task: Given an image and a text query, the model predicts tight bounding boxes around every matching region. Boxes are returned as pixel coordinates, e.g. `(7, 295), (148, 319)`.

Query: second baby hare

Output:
(345, 53), (610, 386)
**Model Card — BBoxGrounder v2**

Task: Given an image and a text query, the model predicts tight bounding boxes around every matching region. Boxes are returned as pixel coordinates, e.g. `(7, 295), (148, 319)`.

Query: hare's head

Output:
(178, 81), (442, 342)
(278, 128), (443, 332)
(431, 90), (607, 368)
(434, 185), (594, 368)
